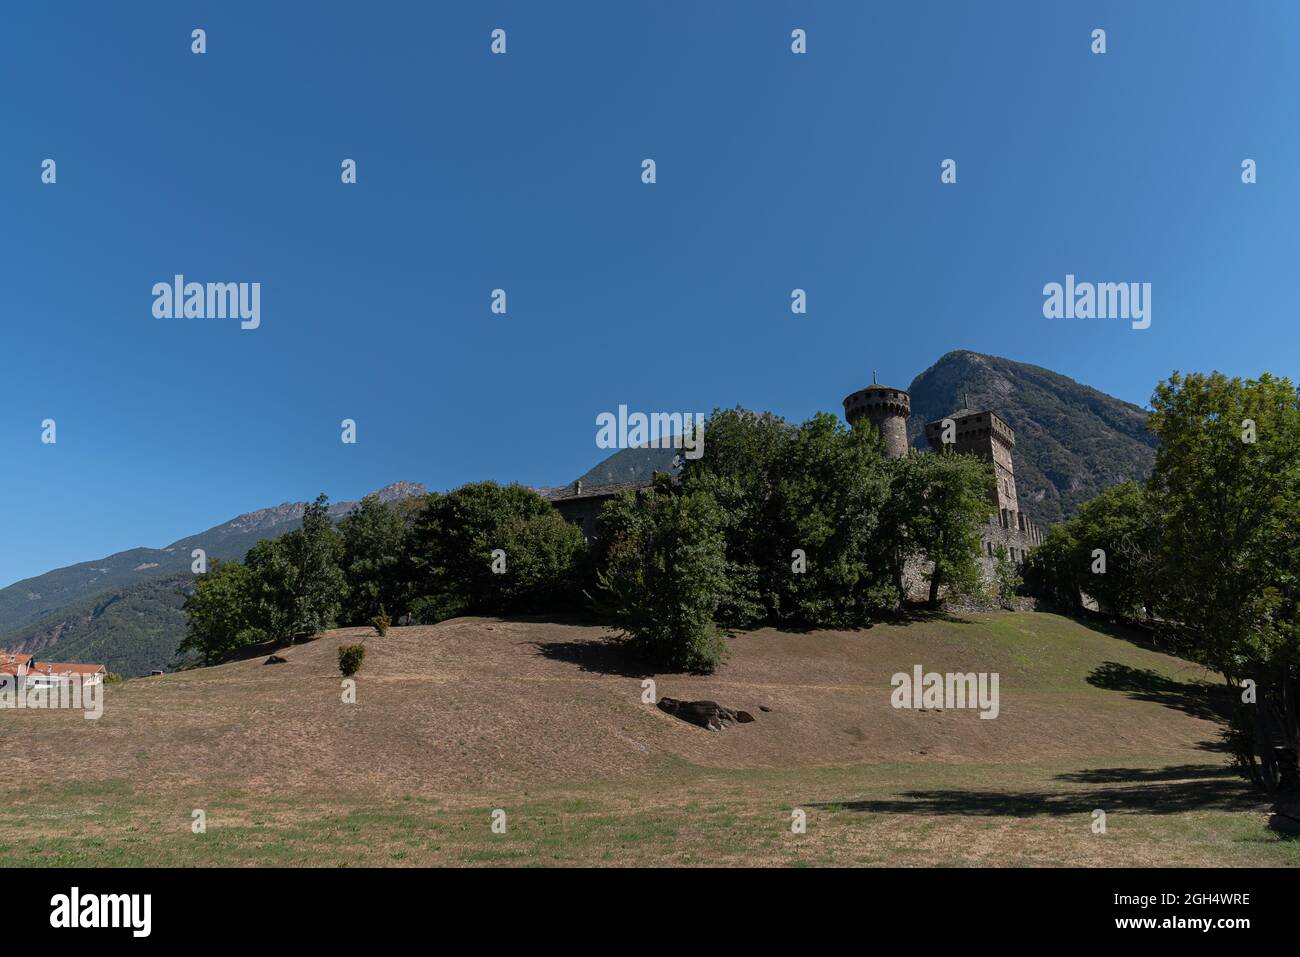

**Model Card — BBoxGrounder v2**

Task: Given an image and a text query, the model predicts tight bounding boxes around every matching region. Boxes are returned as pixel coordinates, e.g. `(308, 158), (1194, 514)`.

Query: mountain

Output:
(1, 574), (196, 677)
(0, 482), (426, 674)
(573, 444), (679, 487)
(569, 351), (1157, 527)
(904, 351), (1157, 525)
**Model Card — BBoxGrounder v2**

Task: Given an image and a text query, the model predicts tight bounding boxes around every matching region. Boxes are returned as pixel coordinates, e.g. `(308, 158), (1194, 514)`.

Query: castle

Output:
(842, 379), (1044, 571)
(545, 380), (1046, 582)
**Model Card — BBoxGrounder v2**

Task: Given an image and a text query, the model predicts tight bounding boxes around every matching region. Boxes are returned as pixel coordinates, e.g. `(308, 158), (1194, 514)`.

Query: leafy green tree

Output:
(404, 482), (586, 615)
(231, 494), (346, 645)
(284, 494), (347, 637)
(242, 536), (297, 641)
(338, 494), (407, 624)
(676, 408), (896, 627)
(596, 480), (730, 672)
(1069, 481), (1158, 618)
(765, 412), (896, 625)
(1024, 524), (1084, 611)
(179, 560), (261, 665)
(1147, 371), (1300, 795)
(884, 450), (994, 605)
(676, 408), (792, 626)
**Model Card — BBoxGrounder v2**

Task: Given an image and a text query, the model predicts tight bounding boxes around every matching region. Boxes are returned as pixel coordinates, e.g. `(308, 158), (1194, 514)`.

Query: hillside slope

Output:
(0, 574), (194, 677)
(0, 482), (425, 669)
(2, 612), (1285, 867)
(574, 444), (679, 487)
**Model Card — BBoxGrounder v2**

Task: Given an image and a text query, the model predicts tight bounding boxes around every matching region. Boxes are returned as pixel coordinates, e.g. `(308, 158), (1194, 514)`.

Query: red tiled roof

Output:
(27, 662), (106, 676)
(0, 653), (33, 675)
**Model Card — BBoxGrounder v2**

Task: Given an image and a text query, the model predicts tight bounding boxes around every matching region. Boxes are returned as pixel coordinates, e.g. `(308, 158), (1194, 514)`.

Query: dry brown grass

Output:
(1, 611), (1293, 866)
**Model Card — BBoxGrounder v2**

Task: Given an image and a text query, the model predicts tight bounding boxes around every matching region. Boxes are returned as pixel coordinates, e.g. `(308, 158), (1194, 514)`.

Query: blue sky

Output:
(1, 1), (1297, 587)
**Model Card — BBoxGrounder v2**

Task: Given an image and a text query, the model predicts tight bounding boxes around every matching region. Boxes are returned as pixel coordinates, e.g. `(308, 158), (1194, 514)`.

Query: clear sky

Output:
(1, 1), (1297, 588)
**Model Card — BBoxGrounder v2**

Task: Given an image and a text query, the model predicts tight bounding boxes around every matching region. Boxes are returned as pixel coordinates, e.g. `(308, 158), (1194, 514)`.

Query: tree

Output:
(765, 412), (896, 625)
(404, 482), (586, 616)
(285, 494), (347, 637)
(595, 480), (730, 672)
(884, 450), (994, 605)
(338, 494), (407, 624)
(1023, 524), (1084, 612)
(1068, 481), (1158, 619)
(1147, 371), (1300, 796)
(238, 494), (346, 644)
(226, 494), (345, 642)
(242, 536), (298, 642)
(179, 560), (262, 665)
(676, 408), (896, 627)
(676, 407), (793, 627)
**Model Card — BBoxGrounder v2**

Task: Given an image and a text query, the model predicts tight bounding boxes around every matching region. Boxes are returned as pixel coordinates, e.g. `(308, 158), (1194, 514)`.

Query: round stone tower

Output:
(842, 383), (911, 458)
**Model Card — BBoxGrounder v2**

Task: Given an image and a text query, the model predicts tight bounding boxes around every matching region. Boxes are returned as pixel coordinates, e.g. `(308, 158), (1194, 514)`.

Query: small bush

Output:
(338, 643), (366, 677)
(235, 626), (268, 647)
(991, 545), (1021, 609)
(371, 606), (391, 637)
(103, 672), (124, 684)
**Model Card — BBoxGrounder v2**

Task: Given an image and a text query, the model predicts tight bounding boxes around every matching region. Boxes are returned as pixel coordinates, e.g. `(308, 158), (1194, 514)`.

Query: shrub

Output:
(371, 606), (391, 637)
(991, 545), (1021, 609)
(338, 643), (366, 677)
(235, 626), (268, 648)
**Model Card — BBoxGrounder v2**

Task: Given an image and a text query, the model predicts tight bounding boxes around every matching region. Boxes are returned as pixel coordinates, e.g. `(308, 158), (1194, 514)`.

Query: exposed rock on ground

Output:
(658, 697), (755, 731)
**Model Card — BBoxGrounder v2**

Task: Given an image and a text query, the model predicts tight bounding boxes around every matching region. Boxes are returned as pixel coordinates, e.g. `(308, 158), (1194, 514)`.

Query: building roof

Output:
(924, 408), (1011, 429)
(0, 653), (33, 675)
(27, 662), (107, 677)
(538, 479), (653, 503)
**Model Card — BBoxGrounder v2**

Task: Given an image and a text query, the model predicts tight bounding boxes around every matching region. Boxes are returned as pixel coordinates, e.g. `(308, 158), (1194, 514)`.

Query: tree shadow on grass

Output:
(1087, 661), (1230, 722)
(810, 764), (1266, 817)
(1055, 764), (1238, 784)
(1038, 605), (1186, 658)
(893, 606), (974, 626)
(529, 637), (652, 678)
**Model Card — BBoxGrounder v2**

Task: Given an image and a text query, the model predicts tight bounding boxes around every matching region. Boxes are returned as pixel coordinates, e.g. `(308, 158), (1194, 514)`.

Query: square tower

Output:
(924, 408), (1019, 521)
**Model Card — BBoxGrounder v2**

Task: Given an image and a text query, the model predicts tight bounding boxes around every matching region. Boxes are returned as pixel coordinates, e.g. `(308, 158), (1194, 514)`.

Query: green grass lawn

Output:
(2, 760), (1294, 867)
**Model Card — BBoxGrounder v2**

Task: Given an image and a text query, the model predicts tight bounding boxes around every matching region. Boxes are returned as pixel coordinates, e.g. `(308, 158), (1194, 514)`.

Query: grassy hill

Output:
(1, 611), (1290, 867)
